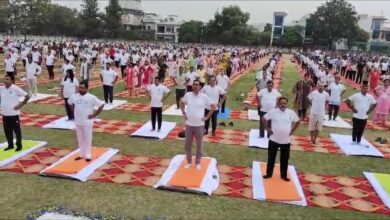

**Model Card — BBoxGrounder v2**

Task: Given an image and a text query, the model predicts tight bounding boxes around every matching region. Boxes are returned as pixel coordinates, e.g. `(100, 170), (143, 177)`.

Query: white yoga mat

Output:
(248, 129), (268, 149)
(330, 134), (384, 157)
(96, 100), (127, 111)
(42, 116), (102, 130)
(323, 115), (352, 129)
(154, 154), (219, 196)
(130, 121), (176, 139)
(19, 93), (57, 103)
(162, 104), (184, 116)
(248, 110), (260, 121)
(252, 161), (307, 206)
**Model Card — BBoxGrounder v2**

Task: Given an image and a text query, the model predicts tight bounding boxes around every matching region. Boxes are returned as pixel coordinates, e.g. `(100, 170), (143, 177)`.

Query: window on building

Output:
(147, 26), (151, 30)
(157, 26), (165, 33)
(273, 27), (283, 36)
(166, 27), (173, 33)
(372, 30), (380, 39)
(274, 16), (284, 27)
(385, 32), (390, 41)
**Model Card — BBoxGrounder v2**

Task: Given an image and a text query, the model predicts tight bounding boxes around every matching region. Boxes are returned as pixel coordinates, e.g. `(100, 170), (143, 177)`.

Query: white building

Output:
(142, 13), (182, 43)
(119, 0), (144, 30)
(357, 14), (387, 40)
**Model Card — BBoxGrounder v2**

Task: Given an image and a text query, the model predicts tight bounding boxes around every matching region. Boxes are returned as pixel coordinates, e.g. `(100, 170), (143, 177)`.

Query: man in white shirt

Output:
(147, 77), (170, 132)
(174, 66), (186, 109)
(100, 62), (118, 104)
(308, 83), (329, 144)
(101, 53), (113, 70)
(380, 60), (389, 75)
(61, 59), (76, 76)
(0, 75), (30, 151)
(257, 80), (281, 138)
(185, 66), (199, 92)
(46, 51), (56, 79)
(345, 84), (377, 145)
(181, 79), (216, 170)
(216, 70), (230, 113)
(25, 56), (42, 96)
(262, 97), (300, 182)
(68, 82), (104, 161)
(327, 75), (345, 120)
(32, 47), (41, 65)
(201, 76), (226, 136)
(4, 55), (16, 82)
(119, 50), (129, 78)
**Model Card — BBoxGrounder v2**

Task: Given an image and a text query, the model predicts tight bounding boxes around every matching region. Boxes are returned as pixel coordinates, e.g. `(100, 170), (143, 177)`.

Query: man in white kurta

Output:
(68, 82), (104, 161)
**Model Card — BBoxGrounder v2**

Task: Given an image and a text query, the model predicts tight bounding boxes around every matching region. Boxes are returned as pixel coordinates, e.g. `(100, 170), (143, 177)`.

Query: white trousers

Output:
(27, 78), (37, 96)
(75, 123), (93, 159)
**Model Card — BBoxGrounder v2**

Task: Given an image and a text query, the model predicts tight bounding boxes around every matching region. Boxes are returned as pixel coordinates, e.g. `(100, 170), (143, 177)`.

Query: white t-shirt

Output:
(0, 85), (28, 116)
(258, 88), (281, 112)
(308, 90), (329, 116)
(328, 83), (345, 105)
(185, 71), (199, 86)
(68, 93), (104, 125)
(381, 62), (388, 71)
(348, 93), (377, 119)
(61, 77), (79, 98)
(216, 75), (230, 90)
(182, 92), (212, 126)
(25, 62), (42, 79)
(263, 108), (299, 144)
(201, 85), (226, 110)
(46, 54), (55, 66)
(101, 69), (118, 86)
(120, 53), (129, 66)
(62, 63), (76, 76)
(147, 84), (170, 107)
(5, 59), (15, 72)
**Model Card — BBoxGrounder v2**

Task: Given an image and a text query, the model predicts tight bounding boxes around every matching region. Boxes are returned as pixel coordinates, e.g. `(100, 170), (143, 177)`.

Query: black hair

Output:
(64, 69), (74, 83)
(278, 96), (288, 103)
(79, 81), (89, 89)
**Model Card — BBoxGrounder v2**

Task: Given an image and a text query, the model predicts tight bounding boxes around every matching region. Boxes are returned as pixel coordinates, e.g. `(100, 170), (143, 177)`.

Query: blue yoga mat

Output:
(217, 108), (231, 120)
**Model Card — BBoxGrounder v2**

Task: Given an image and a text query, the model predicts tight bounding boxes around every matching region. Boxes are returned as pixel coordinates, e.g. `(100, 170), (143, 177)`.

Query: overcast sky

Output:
(52, 0), (390, 24)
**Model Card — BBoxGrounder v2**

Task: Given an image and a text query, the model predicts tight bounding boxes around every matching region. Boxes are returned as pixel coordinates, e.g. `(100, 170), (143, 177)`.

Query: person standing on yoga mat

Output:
(100, 62), (118, 105)
(68, 82), (104, 162)
(180, 79), (216, 170)
(257, 80), (281, 138)
(327, 75), (345, 121)
(262, 97), (300, 182)
(307, 83), (329, 144)
(345, 84), (377, 145)
(147, 77), (170, 132)
(201, 75), (226, 136)
(0, 75), (30, 151)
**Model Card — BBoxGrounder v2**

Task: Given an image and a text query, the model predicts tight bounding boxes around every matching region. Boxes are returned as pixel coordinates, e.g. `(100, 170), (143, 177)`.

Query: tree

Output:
(0, 3), (9, 33)
(178, 20), (204, 43)
(354, 27), (370, 43)
(308, 0), (358, 49)
(80, 0), (103, 38)
(46, 4), (81, 37)
(263, 23), (272, 32)
(281, 25), (303, 48)
(104, 0), (123, 39)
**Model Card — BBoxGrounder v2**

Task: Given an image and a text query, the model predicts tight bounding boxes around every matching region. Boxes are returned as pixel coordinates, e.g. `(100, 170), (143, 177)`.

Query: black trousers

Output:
(355, 71), (363, 84)
(115, 61), (120, 68)
(121, 65), (127, 78)
(158, 74), (165, 83)
(175, 89), (185, 108)
(219, 95), (226, 113)
(298, 109), (307, 119)
(64, 98), (74, 120)
(47, 65), (54, 79)
(259, 111), (271, 138)
(3, 115), (22, 149)
(204, 109), (218, 133)
(22, 59), (26, 67)
(340, 67), (346, 76)
(151, 107), (163, 130)
(352, 117), (367, 143)
(103, 85), (114, 104)
(92, 58), (97, 66)
(328, 104), (340, 120)
(266, 140), (290, 178)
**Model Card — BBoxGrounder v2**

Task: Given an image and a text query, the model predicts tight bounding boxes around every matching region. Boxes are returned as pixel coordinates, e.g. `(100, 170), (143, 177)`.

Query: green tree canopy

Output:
(282, 25), (303, 48)
(80, 0), (103, 38)
(178, 20), (204, 43)
(104, 0), (123, 39)
(307, 0), (358, 49)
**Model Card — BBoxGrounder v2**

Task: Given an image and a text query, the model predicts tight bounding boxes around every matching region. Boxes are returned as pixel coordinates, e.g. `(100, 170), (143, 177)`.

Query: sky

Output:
(52, 0), (390, 24)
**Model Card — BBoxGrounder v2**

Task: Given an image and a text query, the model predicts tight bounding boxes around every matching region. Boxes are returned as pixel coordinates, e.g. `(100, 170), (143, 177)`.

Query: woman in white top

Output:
(61, 69), (79, 120)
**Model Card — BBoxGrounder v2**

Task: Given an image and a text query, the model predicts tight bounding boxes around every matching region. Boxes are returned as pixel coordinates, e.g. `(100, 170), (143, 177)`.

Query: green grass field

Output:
(0, 54), (389, 219)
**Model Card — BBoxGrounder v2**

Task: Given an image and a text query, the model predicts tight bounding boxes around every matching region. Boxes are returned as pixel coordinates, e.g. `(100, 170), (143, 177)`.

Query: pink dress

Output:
(375, 85), (390, 115)
(142, 66), (152, 85)
(126, 67), (137, 87)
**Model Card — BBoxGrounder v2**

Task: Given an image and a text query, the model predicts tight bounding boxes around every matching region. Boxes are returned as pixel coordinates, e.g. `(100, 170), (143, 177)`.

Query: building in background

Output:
(270, 11), (287, 47)
(119, 0), (181, 42)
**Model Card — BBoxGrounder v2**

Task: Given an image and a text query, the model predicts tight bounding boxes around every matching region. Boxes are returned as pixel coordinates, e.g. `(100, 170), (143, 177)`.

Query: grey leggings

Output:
(184, 124), (204, 164)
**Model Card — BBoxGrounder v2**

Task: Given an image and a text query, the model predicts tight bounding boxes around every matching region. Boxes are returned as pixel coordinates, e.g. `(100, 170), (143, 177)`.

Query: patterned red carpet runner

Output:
(1, 147), (389, 215)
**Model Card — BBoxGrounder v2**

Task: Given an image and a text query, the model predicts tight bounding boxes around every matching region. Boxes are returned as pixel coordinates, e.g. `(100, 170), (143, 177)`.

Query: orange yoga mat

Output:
(168, 157), (212, 188)
(261, 163), (301, 202)
(44, 148), (109, 175)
